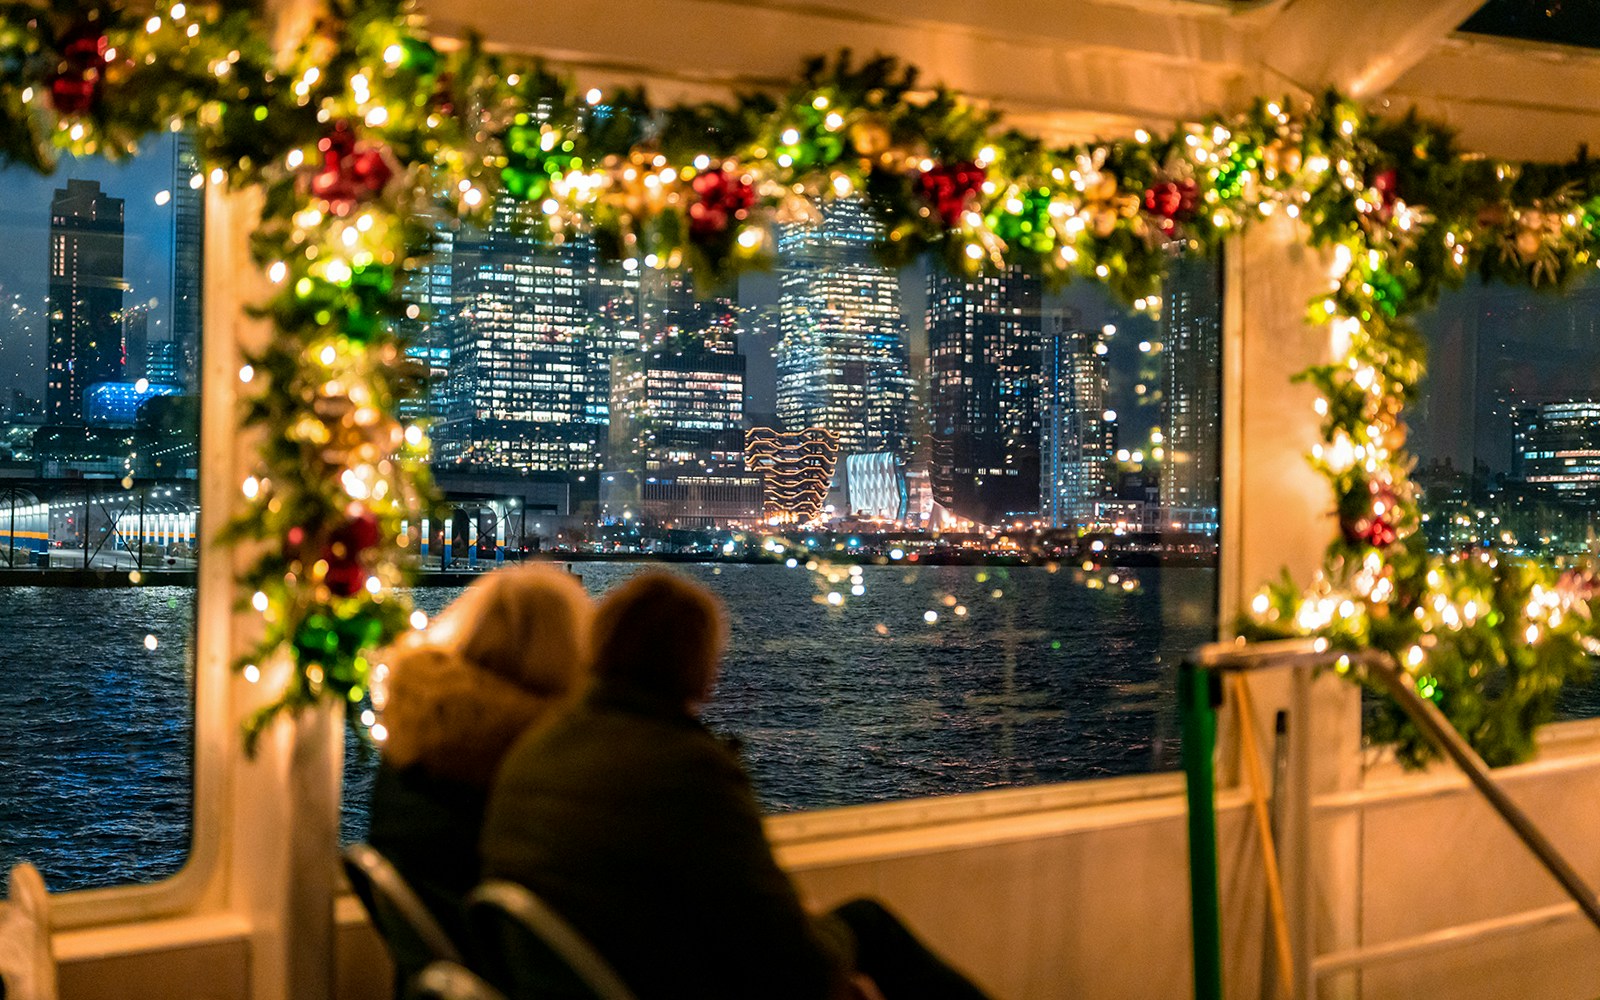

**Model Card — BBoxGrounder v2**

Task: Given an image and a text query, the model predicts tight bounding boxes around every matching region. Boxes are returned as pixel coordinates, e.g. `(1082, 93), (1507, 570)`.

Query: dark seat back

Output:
(344, 843), (464, 974)
(464, 880), (638, 1000)
(406, 960), (509, 1000)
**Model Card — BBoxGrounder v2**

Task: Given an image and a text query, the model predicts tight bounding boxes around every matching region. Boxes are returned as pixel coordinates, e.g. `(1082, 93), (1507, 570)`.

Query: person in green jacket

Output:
(481, 571), (993, 1000)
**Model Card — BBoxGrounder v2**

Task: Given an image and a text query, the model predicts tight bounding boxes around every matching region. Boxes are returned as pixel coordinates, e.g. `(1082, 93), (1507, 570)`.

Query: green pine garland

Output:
(4, 0), (1600, 764)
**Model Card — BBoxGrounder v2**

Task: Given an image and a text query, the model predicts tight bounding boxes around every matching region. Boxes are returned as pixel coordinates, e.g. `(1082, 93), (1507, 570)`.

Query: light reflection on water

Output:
(0, 564), (1217, 891)
(342, 563), (1215, 841)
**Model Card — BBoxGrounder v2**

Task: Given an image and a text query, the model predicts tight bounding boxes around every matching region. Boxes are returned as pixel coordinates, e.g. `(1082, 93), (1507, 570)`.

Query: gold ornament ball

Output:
(849, 118), (891, 157)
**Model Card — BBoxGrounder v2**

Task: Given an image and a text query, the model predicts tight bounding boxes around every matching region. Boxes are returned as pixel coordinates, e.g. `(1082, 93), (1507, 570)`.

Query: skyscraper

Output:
(170, 133), (204, 391)
(602, 342), (759, 525)
(774, 198), (914, 464)
(47, 179), (127, 424)
(584, 259), (644, 427)
(1514, 401), (1600, 506)
(608, 343), (747, 473)
(1040, 313), (1115, 528)
(926, 265), (1042, 524)
(433, 200), (597, 472)
(400, 219), (455, 423)
(1159, 254), (1222, 517)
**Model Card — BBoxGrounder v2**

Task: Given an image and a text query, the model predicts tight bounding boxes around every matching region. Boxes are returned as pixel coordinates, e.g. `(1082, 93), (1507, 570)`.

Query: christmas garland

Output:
(5, 0), (1599, 765)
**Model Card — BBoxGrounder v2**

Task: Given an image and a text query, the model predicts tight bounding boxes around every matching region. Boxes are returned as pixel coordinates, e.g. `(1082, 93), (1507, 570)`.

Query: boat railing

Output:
(1180, 638), (1600, 1000)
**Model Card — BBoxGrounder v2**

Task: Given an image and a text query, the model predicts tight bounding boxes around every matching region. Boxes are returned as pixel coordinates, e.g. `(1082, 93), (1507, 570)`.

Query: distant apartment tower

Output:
(584, 259), (643, 426)
(774, 198), (914, 462)
(170, 133), (204, 390)
(926, 266), (1042, 524)
(1515, 401), (1600, 506)
(401, 220), (456, 422)
(144, 338), (182, 387)
(1160, 254), (1222, 516)
(47, 179), (127, 424)
(603, 344), (758, 525)
(1040, 313), (1115, 528)
(745, 426), (840, 524)
(434, 200), (596, 472)
(608, 344), (747, 473)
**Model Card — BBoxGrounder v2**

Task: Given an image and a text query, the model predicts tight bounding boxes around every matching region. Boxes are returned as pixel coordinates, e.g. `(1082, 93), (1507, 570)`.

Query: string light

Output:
(13, 4), (1591, 762)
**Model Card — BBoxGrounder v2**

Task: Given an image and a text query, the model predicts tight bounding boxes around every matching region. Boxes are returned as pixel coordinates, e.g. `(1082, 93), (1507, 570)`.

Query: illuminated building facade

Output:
(1515, 401), (1600, 506)
(584, 259), (644, 426)
(85, 381), (181, 425)
(121, 300), (151, 381)
(608, 345), (746, 472)
(400, 220), (455, 423)
(745, 426), (839, 523)
(434, 201), (597, 472)
(926, 265), (1042, 524)
(774, 198), (914, 461)
(145, 336), (182, 387)
(1160, 254), (1222, 519)
(603, 343), (757, 525)
(843, 451), (908, 520)
(47, 180), (127, 424)
(1040, 313), (1115, 528)
(169, 133), (204, 391)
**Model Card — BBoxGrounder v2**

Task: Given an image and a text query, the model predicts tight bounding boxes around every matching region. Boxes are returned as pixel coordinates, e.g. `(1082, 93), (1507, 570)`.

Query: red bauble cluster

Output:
(309, 122), (394, 216)
(687, 168), (756, 241)
(915, 162), (986, 228)
(1367, 168), (1400, 223)
(1364, 517), (1398, 548)
(1143, 179), (1199, 234)
(1341, 480), (1400, 549)
(48, 25), (107, 116)
(322, 508), (381, 598)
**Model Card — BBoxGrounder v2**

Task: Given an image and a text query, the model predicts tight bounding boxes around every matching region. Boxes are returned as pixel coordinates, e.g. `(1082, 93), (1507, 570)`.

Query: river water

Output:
(1, 562), (1215, 892)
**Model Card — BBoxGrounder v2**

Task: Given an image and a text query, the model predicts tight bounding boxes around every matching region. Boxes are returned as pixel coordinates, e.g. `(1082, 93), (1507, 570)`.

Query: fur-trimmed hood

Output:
(381, 645), (570, 788)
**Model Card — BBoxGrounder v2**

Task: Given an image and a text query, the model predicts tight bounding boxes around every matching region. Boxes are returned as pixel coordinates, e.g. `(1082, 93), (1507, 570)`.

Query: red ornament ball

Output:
(320, 508), (382, 597)
(333, 507), (383, 557)
(48, 26), (107, 116)
(1364, 518), (1398, 548)
(1142, 180), (1199, 233)
(1341, 479), (1401, 549)
(309, 122), (394, 215)
(1367, 168), (1400, 222)
(915, 162), (986, 229)
(687, 168), (756, 241)
(324, 559), (366, 598)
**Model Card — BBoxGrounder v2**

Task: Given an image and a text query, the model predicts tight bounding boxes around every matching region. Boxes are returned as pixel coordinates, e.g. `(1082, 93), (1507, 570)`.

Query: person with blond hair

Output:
(366, 563), (594, 985)
(482, 571), (991, 1000)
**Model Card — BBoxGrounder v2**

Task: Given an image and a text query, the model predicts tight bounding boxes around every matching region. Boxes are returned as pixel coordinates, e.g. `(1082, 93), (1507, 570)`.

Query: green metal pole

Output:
(1180, 661), (1224, 1000)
